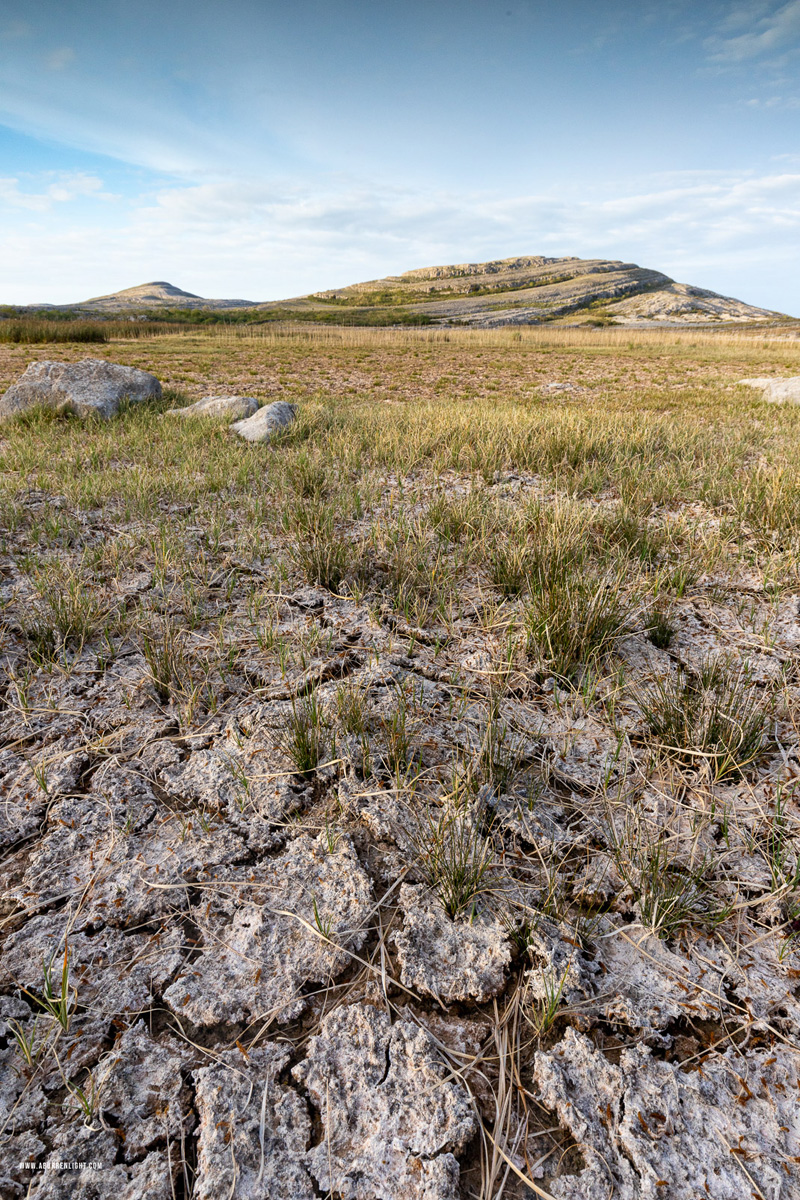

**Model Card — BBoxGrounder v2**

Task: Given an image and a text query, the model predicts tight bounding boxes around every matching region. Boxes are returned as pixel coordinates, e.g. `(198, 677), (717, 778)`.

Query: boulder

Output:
(0, 358), (162, 420)
(738, 376), (800, 404)
(231, 399), (296, 442)
(165, 394), (258, 421)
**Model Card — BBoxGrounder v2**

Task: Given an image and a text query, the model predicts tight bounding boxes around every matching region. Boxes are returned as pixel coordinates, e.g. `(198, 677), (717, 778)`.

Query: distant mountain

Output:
(295, 255), (783, 326)
(14, 258), (785, 325)
(80, 281), (260, 311)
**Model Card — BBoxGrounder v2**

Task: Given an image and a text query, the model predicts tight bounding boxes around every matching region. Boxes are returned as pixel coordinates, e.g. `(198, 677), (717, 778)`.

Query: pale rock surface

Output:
(739, 375), (800, 403)
(0, 918), (183, 1017)
(163, 832), (371, 1025)
(0, 998), (48, 1136)
(158, 731), (304, 851)
(90, 1022), (195, 1160)
(611, 282), (778, 324)
(0, 750), (51, 849)
(393, 884), (510, 1003)
(0, 1131), (47, 1197)
(5, 765), (245, 929)
(695, 918), (800, 1032)
(293, 1002), (475, 1200)
(32, 1127), (172, 1199)
(231, 399), (296, 442)
(589, 926), (726, 1037)
(165, 394), (258, 420)
(525, 917), (589, 1009)
(0, 359), (161, 420)
(533, 1028), (800, 1199)
(193, 1044), (314, 1200)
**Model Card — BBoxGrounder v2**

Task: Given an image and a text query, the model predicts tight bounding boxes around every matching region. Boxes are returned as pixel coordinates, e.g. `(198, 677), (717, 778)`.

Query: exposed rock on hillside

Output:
(27, 254), (785, 326)
(610, 281), (779, 324)
(305, 255), (782, 327)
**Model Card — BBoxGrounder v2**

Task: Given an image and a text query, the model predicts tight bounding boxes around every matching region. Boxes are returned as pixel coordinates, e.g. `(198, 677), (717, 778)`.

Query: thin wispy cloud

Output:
(1, 167), (796, 309)
(45, 46), (76, 71)
(0, 171), (109, 211)
(708, 0), (800, 63)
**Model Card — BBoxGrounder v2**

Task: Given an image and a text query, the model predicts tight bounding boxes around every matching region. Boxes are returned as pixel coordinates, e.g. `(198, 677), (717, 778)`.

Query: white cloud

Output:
(45, 46), (75, 70)
(708, 0), (800, 62)
(1, 168), (798, 313)
(0, 172), (111, 211)
(745, 93), (800, 105)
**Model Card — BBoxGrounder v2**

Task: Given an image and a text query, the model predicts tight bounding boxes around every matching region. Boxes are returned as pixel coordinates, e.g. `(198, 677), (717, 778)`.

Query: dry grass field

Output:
(1, 324), (800, 1198)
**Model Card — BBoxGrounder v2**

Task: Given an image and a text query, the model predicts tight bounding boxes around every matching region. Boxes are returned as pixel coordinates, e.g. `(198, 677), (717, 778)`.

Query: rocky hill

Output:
(300, 255), (782, 326)
(19, 257), (785, 326)
(80, 281), (259, 311)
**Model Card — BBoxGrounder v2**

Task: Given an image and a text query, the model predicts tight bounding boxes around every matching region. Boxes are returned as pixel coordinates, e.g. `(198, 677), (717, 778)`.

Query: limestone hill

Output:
(81, 281), (259, 311)
(29, 256), (786, 326)
(298, 255), (782, 326)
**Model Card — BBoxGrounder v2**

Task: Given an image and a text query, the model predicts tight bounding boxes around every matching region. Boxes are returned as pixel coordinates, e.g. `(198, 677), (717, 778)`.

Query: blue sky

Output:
(1, 1), (799, 311)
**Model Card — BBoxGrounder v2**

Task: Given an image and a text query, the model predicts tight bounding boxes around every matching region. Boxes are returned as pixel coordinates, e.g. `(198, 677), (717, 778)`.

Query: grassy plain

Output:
(2, 324), (800, 1197)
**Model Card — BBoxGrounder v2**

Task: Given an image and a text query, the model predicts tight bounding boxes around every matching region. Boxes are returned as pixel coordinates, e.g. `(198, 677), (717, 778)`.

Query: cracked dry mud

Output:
(1, 330), (800, 1199)
(1, 580), (797, 1199)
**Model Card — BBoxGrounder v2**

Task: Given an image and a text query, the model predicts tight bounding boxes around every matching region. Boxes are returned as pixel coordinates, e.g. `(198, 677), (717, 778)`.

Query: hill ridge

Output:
(11, 256), (786, 325)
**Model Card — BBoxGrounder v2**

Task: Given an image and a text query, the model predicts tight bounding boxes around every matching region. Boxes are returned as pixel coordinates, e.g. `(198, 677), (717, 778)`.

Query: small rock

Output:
(165, 394), (259, 420)
(0, 359), (162, 420)
(739, 376), (800, 404)
(293, 1002), (475, 1200)
(231, 400), (296, 442)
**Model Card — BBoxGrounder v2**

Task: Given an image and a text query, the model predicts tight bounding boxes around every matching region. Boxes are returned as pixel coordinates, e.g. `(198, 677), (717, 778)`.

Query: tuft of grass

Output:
(527, 964), (571, 1037)
(378, 685), (416, 776)
(489, 541), (530, 597)
(287, 500), (348, 591)
(414, 791), (494, 918)
(593, 502), (664, 567)
(627, 840), (710, 938)
(25, 947), (75, 1032)
(646, 604), (676, 649)
(523, 568), (629, 680)
(335, 680), (369, 735)
(280, 691), (329, 775)
(478, 690), (521, 793)
(141, 618), (190, 703)
(22, 563), (115, 663)
(763, 784), (800, 892)
(427, 491), (485, 544)
(633, 657), (772, 779)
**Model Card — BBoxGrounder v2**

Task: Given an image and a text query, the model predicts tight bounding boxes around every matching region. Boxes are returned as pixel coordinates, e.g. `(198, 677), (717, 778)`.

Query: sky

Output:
(0, 0), (799, 312)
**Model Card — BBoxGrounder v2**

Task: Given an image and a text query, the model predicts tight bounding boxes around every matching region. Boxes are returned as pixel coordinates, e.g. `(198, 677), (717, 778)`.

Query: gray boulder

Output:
(165, 394), (258, 421)
(0, 358), (162, 420)
(231, 399), (296, 442)
(739, 376), (800, 404)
